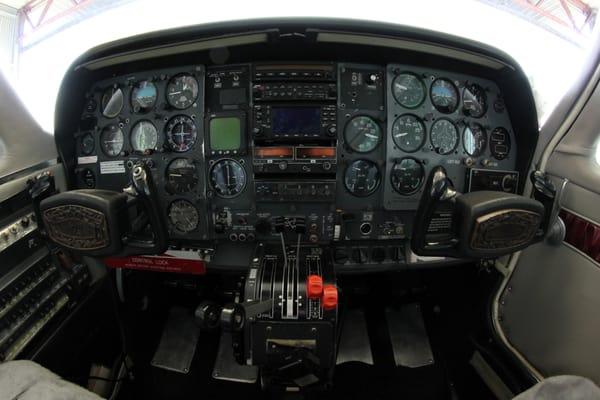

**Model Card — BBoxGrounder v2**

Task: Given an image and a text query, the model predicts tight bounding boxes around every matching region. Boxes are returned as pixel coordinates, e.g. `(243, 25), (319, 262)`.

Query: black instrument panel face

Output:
(384, 64), (516, 210)
(72, 61), (518, 246)
(74, 65), (209, 241)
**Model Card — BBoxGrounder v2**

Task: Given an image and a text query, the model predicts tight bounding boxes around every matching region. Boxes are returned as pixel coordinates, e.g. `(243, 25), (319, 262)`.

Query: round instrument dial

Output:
(430, 119), (459, 155)
(490, 127), (511, 160)
(344, 159), (380, 197)
(166, 74), (199, 110)
(131, 80), (157, 113)
(344, 116), (381, 153)
(130, 120), (158, 152)
(392, 73), (426, 108)
(390, 157), (425, 195)
(168, 200), (199, 233)
(80, 132), (95, 155)
(392, 114), (426, 152)
(101, 86), (124, 118)
(100, 125), (124, 157)
(462, 83), (487, 118)
(463, 123), (487, 157)
(166, 158), (198, 194)
(430, 78), (459, 114)
(166, 115), (197, 152)
(209, 159), (247, 198)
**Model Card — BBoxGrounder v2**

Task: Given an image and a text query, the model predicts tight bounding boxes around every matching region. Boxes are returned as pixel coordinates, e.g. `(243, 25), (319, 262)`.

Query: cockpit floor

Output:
(115, 266), (495, 400)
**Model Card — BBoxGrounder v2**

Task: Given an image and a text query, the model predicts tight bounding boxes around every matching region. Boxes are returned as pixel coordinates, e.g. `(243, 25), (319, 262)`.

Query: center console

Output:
(227, 243), (338, 387)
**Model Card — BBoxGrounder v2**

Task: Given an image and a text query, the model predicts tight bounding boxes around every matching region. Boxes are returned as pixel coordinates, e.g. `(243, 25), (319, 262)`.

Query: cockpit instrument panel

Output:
(74, 65), (207, 240)
(384, 64), (516, 211)
(72, 61), (518, 249)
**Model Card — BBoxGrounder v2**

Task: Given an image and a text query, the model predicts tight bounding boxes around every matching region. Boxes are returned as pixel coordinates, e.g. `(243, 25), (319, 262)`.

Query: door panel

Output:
(494, 69), (600, 383)
(498, 204), (600, 382)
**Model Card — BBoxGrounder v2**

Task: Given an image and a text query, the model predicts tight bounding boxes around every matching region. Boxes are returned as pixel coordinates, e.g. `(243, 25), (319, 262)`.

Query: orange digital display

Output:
(295, 147), (336, 159)
(254, 147), (294, 159)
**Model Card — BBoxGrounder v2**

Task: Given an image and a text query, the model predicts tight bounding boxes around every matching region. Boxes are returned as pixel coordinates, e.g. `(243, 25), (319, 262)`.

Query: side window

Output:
(0, 72), (56, 179)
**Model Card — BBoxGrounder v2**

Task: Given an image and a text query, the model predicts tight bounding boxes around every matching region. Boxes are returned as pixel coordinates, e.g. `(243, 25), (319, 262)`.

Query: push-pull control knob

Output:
(307, 275), (323, 299)
(194, 301), (222, 331)
(322, 285), (338, 310)
(221, 299), (272, 332)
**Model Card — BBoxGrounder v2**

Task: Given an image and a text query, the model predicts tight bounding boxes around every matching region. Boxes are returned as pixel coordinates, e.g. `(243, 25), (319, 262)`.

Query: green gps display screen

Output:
(209, 117), (241, 151)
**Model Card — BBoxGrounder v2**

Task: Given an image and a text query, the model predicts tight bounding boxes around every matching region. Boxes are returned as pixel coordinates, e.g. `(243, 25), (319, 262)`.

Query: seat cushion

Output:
(0, 360), (103, 400)
(514, 375), (600, 400)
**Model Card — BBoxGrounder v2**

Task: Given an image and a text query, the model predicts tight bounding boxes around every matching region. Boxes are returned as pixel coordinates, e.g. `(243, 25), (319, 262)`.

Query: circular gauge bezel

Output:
(343, 159), (381, 197)
(166, 115), (197, 153)
(391, 114), (427, 153)
(130, 120), (158, 152)
(209, 159), (247, 199)
(344, 115), (382, 153)
(99, 125), (124, 157)
(166, 158), (198, 194)
(430, 118), (459, 155)
(131, 80), (158, 113)
(462, 83), (487, 118)
(390, 157), (425, 196)
(101, 86), (124, 118)
(392, 72), (427, 109)
(166, 73), (199, 110)
(490, 127), (511, 160)
(168, 199), (199, 233)
(430, 78), (459, 114)
(80, 132), (95, 156)
(462, 123), (487, 157)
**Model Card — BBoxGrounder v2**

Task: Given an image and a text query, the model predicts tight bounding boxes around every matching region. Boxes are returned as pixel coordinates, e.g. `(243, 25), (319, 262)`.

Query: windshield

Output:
(0, 0), (598, 133)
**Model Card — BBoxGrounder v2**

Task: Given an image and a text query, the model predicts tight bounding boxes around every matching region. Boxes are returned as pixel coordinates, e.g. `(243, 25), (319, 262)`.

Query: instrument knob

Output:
(366, 73), (379, 85)
(326, 125), (337, 137)
(194, 301), (222, 331)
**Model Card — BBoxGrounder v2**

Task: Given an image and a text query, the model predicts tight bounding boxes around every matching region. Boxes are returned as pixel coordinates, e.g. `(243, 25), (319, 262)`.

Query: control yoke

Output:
(34, 164), (168, 257)
(411, 166), (547, 259)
